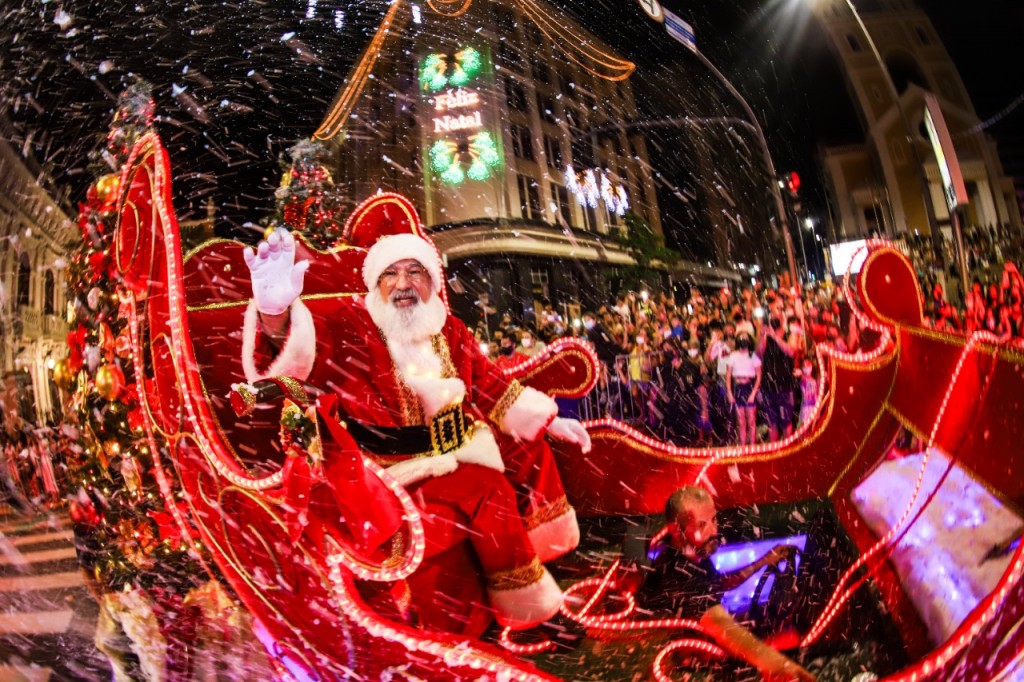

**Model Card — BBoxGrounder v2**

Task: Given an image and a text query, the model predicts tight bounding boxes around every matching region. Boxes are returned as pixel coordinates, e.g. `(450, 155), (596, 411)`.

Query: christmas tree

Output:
(271, 139), (346, 249)
(60, 81), (212, 679)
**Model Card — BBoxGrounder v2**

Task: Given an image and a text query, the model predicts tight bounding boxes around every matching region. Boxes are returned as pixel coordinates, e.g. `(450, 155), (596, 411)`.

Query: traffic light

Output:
(785, 171), (800, 198)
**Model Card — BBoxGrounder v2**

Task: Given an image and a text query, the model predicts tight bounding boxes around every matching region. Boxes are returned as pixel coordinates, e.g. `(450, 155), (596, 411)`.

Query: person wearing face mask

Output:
(798, 359), (819, 427)
(583, 311), (620, 371)
(726, 333), (762, 446)
(705, 320), (735, 445)
(517, 328), (547, 358)
(494, 331), (530, 371)
(657, 340), (708, 446)
(640, 487), (816, 682)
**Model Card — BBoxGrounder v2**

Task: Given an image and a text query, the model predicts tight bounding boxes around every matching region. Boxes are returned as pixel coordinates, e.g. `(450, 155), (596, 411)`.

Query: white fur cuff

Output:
(500, 386), (558, 441)
(530, 508), (580, 564)
(452, 425), (503, 473)
(384, 453), (458, 488)
(241, 299), (316, 384)
(488, 568), (562, 630)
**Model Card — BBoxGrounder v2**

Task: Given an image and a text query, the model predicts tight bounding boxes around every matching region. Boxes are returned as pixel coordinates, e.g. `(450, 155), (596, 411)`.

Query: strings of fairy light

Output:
(565, 166), (630, 216)
(314, 0), (635, 141)
(120, 135), (1023, 680)
(495, 242), (1021, 680)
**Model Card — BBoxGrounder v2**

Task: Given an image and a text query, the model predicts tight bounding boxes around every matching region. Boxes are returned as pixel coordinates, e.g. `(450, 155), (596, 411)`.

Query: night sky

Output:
(1, 0), (1020, 245)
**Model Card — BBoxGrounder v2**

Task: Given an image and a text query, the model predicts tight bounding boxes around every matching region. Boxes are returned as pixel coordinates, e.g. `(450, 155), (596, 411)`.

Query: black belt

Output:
(344, 403), (470, 456)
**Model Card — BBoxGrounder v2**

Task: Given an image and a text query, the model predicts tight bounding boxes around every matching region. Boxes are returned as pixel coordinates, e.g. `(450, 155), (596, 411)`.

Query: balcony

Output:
(19, 306), (41, 338)
(42, 314), (66, 340)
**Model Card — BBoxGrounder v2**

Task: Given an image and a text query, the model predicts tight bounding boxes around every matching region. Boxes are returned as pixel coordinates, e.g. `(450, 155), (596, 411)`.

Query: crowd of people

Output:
(482, 280), (849, 447)
(904, 227), (1024, 338)
(481, 231), (1024, 447)
(0, 421), (74, 511)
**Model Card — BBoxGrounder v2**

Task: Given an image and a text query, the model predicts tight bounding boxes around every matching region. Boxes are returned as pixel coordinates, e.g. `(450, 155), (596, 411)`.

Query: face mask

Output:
(636, 337), (646, 345)
(522, 338), (532, 347)
(499, 346), (514, 356)
(803, 365), (813, 375)
(584, 320), (595, 330)
(688, 348), (699, 358)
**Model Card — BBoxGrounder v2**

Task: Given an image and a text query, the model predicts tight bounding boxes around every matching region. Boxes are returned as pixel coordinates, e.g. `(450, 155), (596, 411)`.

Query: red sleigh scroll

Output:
(112, 132), (561, 681)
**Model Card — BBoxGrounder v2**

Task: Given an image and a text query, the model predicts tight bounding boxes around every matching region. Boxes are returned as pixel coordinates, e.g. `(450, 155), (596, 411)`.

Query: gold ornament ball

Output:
(52, 359), (74, 390)
(95, 174), (121, 201)
(95, 365), (124, 400)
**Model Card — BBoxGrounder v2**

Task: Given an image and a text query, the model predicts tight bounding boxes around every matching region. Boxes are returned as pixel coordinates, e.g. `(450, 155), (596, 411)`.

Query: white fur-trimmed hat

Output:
(362, 233), (443, 291)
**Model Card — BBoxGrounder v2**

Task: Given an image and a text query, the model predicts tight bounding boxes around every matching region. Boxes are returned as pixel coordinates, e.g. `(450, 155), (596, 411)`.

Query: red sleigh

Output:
(113, 130), (1024, 680)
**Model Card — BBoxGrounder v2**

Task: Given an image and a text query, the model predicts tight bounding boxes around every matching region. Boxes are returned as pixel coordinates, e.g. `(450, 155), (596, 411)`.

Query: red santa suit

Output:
(241, 233), (578, 633)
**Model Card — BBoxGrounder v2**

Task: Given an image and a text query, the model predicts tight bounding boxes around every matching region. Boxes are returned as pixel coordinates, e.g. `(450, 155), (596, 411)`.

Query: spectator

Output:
(726, 333), (762, 446)
(494, 331), (529, 372)
(759, 316), (796, 442)
(517, 328), (547, 358)
(798, 358), (819, 427)
(657, 339), (708, 446)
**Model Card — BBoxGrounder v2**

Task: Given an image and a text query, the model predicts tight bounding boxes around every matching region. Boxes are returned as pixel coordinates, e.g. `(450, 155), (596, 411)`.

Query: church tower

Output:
(813, 0), (1021, 239)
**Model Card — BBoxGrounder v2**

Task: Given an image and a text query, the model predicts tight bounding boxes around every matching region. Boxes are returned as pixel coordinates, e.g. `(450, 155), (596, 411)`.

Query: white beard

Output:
(365, 287), (459, 416)
(365, 287), (447, 347)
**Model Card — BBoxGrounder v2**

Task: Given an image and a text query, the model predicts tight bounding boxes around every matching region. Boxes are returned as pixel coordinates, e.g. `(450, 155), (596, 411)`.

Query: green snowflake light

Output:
(431, 132), (501, 186)
(420, 53), (448, 92)
(419, 46), (483, 92)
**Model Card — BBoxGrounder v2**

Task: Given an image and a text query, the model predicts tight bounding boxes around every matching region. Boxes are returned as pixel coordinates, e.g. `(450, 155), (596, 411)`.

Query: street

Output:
(0, 507), (110, 681)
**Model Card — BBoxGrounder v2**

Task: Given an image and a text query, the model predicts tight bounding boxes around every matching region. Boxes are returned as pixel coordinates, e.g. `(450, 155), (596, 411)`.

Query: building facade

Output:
(814, 0), (1022, 241)
(322, 1), (670, 327)
(0, 118), (76, 430)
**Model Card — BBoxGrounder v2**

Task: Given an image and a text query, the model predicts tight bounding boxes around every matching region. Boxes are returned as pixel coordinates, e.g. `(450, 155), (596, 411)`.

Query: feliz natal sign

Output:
(420, 46), (501, 185)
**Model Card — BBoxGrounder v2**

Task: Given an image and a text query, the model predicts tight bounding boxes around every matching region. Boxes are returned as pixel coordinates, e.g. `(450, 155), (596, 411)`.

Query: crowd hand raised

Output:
(243, 228), (309, 316)
(547, 417), (592, 454)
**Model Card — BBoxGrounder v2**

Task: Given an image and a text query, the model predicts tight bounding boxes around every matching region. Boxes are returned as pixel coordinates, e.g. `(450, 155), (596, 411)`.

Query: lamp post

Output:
(688, 50), (802, 294)
(802, 216), (814, 280)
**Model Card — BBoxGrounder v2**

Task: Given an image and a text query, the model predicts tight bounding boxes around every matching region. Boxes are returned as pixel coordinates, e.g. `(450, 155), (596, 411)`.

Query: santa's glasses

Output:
(379, 265), (428, 286)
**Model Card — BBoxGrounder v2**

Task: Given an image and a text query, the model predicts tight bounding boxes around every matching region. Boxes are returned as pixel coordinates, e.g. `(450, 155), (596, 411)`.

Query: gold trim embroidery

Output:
(432, 334), (457, 378)
(523, 496), (572, 532)
(488, 557), (545, 592)
(488, 380), (525, 426)
(186, 291), (360, 313)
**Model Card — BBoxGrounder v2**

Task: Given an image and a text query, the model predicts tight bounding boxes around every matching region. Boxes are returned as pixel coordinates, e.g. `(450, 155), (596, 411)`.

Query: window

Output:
(846, 34), (861, 52)
(17, 252), (30, 308)
(505, 78), (527, 111)
(544, 135), (562, 169)
(529, 266), (550, 299)
(537, 94), (557, 124)
(532, 58), (550, 85)
(583, 203), (600, 233)
(550, 182), (572, 226)
(498, 42), (522, 70)
(571, 138), (596, 169)
(495, 6), (517, 35)
(510, 124), (534, 161)
(43, 271), (55, 315)
(518, 175), (542, 220)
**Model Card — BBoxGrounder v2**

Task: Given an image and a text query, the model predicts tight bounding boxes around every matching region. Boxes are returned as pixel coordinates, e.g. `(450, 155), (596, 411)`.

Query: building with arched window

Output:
(0, 115), (76, 430)
(813, 0), (1022, 241)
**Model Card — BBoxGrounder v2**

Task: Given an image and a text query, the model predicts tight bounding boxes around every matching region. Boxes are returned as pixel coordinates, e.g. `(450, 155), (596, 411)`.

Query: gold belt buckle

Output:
(430, 403), (467, 455)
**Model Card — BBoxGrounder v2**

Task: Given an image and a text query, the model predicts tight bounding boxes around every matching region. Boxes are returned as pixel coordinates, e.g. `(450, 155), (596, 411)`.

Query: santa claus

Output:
(241, 227), (591, 636)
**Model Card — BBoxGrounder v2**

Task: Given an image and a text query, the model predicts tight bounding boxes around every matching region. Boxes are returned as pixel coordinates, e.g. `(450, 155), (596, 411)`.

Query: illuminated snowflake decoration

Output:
(429, 131), (501, 185)
(419, 46), (482, 92)
(565, 164), (630, 215)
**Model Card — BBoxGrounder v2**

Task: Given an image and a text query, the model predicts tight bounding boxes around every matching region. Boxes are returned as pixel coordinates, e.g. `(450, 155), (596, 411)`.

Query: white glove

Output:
(243, 228), (309, 316)
(546, 417), (592, 454)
